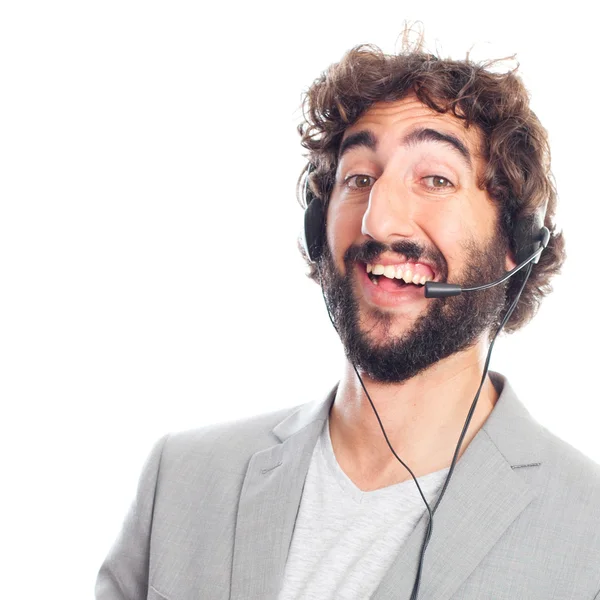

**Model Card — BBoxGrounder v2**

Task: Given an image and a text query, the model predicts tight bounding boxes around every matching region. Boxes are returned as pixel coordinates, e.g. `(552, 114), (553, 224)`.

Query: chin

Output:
(358, 314), (415, 346)
(360, 301), (423, 330)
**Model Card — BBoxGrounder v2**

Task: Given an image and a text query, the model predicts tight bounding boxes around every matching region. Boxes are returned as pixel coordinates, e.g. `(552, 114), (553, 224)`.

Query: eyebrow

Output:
(337, 127), (473, 171)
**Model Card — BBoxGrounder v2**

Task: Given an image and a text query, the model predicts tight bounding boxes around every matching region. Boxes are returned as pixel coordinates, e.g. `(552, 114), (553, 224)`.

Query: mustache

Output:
(343, 239), (448, 279)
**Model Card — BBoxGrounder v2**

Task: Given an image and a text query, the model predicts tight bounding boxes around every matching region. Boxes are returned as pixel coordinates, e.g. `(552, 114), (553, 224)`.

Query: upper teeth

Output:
(366, 263), (433, 286)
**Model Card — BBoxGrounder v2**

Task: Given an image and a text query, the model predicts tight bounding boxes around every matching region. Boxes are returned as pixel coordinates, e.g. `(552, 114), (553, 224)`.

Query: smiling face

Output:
(319, 95), (516, 382)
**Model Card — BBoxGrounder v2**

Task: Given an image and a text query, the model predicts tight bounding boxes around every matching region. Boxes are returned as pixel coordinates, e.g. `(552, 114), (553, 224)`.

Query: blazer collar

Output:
(273, 371), (544, 468)
(230, 371), (544, 600)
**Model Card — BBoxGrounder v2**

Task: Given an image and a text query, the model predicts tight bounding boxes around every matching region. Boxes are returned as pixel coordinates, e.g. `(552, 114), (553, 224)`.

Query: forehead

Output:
(341, 95), (483, 156)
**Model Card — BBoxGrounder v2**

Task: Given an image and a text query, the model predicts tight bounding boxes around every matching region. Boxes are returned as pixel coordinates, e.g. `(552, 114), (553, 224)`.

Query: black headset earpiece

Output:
(302, 163), (326, 263)
(512, 199), (549, 266)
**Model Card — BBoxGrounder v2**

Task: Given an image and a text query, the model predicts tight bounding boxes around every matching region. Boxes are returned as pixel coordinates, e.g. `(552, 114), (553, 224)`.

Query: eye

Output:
(422, 175), (454, 191)
(344, 174), (376, 190)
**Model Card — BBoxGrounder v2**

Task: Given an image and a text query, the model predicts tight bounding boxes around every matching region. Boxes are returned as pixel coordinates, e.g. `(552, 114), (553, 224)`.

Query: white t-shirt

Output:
(277, 416), (450, 600)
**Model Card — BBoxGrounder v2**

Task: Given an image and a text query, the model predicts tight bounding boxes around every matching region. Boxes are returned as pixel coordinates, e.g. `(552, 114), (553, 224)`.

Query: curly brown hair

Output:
(295, 40), (566, 334)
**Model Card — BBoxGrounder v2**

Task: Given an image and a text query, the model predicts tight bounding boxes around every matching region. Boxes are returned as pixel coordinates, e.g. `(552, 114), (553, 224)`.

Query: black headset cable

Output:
(316, 261), (534, 600)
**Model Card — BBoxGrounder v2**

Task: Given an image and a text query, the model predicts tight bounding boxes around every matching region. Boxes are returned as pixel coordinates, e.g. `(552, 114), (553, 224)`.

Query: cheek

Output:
(326, 203), (363, 261)
(420, 206), (470, 270)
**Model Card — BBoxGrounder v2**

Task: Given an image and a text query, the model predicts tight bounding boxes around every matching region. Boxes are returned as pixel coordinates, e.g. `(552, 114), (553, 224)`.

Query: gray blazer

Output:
(96, 372), (600, 600)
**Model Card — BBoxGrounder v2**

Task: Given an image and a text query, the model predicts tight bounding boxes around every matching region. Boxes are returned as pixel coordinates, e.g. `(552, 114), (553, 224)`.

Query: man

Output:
(96, 41), (600, 600)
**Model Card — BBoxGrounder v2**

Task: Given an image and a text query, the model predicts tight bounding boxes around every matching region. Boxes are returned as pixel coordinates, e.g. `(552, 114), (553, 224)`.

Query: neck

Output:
(329, 341), (499, 490)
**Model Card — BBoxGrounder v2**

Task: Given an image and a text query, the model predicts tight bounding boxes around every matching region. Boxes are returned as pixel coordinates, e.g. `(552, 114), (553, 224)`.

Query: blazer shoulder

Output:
(157, 402), (305, 475)
(540, 423), (600, 480)
(543, 425), (600, 489)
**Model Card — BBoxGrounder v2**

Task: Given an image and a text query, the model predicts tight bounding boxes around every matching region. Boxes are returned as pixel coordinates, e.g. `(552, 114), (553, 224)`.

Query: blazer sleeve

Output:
(95, 434), (170, 600)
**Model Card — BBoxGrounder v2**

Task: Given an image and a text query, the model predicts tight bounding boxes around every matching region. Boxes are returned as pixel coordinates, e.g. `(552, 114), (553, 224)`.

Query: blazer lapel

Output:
(229, 386), (338, 600)
(371, 430), (537, 599)
(372, 372), (543, 600)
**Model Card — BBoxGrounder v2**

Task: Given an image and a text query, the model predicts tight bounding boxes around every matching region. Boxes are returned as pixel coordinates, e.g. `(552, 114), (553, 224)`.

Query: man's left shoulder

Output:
(502, 422), (600, 574)
(538, 424), (600, 501)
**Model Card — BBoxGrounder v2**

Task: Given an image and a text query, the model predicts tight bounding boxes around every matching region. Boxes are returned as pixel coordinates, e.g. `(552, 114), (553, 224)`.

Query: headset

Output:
(301, 162), (550, 600)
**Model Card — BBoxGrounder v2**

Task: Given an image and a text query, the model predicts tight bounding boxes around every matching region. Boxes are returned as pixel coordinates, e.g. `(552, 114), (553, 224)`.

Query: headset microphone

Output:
(424, 226), (550, 298)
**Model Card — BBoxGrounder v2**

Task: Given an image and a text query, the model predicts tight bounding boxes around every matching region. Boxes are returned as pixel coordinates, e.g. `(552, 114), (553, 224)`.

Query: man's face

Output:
(319, 95), (516, 383)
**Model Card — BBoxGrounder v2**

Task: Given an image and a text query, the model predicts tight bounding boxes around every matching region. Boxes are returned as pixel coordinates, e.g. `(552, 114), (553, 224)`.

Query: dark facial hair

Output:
(317, 232), (509, 384)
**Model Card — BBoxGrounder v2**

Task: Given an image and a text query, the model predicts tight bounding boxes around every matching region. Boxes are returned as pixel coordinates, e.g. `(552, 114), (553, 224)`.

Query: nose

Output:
(361, 175), (416, 244)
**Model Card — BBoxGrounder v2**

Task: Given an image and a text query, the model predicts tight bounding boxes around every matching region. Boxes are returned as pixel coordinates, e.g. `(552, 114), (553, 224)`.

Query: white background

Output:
(1, 1), (598, 598)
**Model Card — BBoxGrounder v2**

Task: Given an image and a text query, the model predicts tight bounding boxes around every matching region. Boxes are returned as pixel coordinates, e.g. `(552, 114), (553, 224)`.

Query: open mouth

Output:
(367, 272), (425, 288)
(362, 261), (435, 291)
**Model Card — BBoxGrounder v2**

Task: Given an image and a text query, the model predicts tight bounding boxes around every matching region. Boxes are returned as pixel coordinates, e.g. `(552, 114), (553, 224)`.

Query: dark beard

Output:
(317, 234), (509, 384)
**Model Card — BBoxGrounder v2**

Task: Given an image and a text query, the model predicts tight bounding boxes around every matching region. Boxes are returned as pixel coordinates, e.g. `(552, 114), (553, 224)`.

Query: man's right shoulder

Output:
(153, 402), (307, 478)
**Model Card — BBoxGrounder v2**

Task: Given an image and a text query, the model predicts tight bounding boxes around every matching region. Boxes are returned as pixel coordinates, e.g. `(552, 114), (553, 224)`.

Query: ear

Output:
(505, 248), (517, 271)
